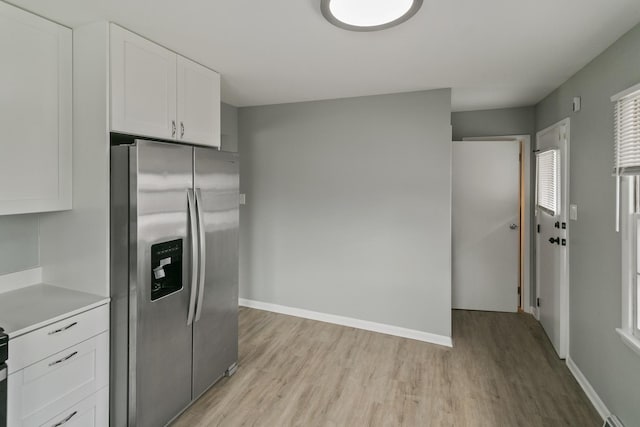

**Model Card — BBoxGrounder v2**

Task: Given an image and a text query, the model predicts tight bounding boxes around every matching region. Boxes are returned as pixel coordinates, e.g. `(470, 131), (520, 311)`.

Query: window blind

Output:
(537, 149), (560, 216)
(614, 89), (640, 175)
(612, 83), (640, 231)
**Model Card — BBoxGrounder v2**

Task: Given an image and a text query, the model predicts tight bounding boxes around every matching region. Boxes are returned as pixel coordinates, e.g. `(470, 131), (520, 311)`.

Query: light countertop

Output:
(0, 284), (109, 338)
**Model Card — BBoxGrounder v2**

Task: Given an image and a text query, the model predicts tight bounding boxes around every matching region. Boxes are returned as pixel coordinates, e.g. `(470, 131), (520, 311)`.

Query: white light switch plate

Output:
(572, 97), (581, 112)
(239, 194), (246, 205)
(570, 204), (578, 220)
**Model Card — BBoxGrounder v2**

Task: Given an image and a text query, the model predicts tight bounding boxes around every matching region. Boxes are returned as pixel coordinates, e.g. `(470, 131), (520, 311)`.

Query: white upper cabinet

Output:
(177, 56), (221, 147)
(110, 25), (177, 140)
(110, 25), (220, 147)
(0, 2), (72, 215)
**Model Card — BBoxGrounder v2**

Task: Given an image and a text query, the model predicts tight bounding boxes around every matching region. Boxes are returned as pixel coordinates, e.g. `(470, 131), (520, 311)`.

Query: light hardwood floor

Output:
(173, 308), (600, 427)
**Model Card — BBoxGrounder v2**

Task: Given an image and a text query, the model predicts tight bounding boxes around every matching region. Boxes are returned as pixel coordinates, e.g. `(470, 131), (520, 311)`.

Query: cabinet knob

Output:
(172, 120), (176, 138)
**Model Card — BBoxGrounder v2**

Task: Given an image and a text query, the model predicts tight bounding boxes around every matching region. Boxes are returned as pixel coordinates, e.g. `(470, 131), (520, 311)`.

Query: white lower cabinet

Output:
(7, 306), (109, 426)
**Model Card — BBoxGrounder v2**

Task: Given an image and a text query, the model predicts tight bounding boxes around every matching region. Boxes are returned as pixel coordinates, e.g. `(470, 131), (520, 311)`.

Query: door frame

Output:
(535, 118), (570, 358)
(462, 135), (531, 312)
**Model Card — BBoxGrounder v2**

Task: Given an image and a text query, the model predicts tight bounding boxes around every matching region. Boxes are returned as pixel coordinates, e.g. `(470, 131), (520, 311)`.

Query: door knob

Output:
(549, 237), (560, 245)
(509, 224), (518, 230)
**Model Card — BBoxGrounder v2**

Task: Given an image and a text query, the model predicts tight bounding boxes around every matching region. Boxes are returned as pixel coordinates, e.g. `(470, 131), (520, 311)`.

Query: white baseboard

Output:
(239, 298), (453, 348)
(529, 306), (539, 319)
(0, 267), (42, 294)
(566, 356), (609, 421)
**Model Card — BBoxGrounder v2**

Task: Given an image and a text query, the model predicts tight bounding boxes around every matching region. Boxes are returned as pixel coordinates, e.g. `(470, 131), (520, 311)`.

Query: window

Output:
(635, 209), (640, 337)
(619, 178), (640, 348)
(536, 149), (560, 216)
(613, 83), (640, 353)
(631, 181), (640, 339)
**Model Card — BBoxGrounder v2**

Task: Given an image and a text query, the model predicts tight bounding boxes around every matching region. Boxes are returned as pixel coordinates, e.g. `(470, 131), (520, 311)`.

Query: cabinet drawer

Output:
(8, 304), (108, 373)
(8, 333), (108, 426)
(25, 386), (108, 427)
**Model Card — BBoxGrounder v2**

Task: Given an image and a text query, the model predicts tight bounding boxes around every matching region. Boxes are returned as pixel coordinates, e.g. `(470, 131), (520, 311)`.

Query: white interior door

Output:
(453, 141), (520, 312)
(536, 119), (570, 358)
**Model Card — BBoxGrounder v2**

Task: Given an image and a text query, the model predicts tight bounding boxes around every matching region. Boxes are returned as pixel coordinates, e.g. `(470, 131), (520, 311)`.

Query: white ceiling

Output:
(8, 0), (640, 110)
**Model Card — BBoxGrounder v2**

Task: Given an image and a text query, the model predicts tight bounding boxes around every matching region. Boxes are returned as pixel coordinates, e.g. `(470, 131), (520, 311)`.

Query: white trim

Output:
(616, 328), (640, 357)
(566, 356), (609, 421)
(611, 81), (640, 102)
(0, 268), (42, 294)
(461, 134), (532, 311)
(239, 298), (453, 348)
(620, 180), (636, 351)
(529, 306), (539, 319)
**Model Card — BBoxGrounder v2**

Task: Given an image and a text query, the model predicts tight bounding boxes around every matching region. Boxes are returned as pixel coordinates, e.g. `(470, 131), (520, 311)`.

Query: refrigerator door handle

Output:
(187, 189), (199, 326)
(195, 188), (206, 322)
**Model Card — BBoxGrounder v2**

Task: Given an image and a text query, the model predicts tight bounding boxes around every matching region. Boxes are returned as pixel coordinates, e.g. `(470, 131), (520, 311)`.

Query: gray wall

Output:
(0, 215), (39, 275)
(451, 107), (535, 140)
(536, 23), (640, 426)
(238, 89), (453, 337)
(221, 102), (238, 153)
(451, 107), (537, 306)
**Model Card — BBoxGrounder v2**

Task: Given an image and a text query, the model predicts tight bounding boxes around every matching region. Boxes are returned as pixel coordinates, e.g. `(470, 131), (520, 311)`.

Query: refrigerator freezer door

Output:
(130, 141), (195, 427)
(192, 148), (239, 398)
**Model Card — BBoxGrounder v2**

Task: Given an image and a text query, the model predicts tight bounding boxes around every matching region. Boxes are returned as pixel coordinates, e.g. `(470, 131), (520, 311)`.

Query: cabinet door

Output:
(177, 56), (220, 147)
(0, 2), (72, 215)
(110, 24), (177, 140)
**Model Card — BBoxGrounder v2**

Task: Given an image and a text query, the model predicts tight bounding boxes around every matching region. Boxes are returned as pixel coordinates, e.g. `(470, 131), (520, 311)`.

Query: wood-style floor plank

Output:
(172, 308), (600, 427)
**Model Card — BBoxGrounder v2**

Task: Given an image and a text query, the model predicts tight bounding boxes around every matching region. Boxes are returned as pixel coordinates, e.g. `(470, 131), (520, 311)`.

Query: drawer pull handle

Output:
(49, 351), (78, 367)
(52, 410), (77, 426)
(48, 322), (77, 335)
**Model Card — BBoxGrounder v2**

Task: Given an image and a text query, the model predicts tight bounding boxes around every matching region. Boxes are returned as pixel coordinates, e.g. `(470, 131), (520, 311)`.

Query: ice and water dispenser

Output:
(151, 239), (183, 301)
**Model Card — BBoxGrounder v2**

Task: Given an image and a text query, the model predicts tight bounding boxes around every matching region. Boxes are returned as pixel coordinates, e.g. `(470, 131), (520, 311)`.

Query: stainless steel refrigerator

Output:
(110, 140), (239, 427)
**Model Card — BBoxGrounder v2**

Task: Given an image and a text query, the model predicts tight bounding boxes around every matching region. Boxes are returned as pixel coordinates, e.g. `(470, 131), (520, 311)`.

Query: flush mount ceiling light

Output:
(321, 0), (423, 32)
